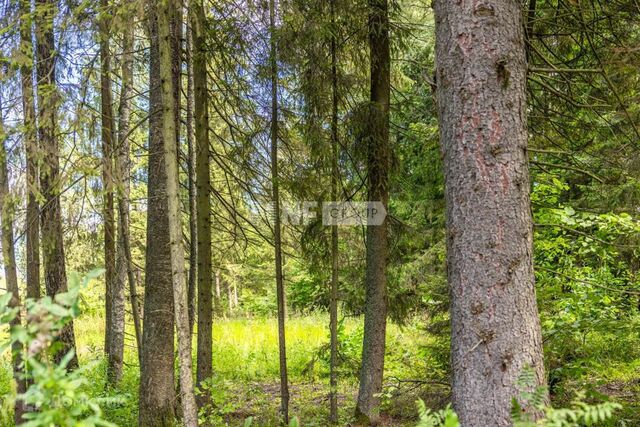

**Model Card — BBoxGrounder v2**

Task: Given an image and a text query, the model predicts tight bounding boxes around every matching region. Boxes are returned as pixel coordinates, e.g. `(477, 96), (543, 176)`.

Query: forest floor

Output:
(1, 312), (640, 426)
(0, 314), (437, 426)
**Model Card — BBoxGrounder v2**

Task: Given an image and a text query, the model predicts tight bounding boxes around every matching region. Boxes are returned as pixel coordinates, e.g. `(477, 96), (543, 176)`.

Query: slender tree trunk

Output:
(269, 0), (290, 422)
(191, 0), (213, 409)
(35, 0), (78, 369)
(100, 0), (123, 385)
(0, 94), (27, 425)
(185, 10), (197, 334)
(525, 0), (537, 61)
(233, 283), (238, 308)
(355, 0), (390, 423)
(158, 0), (198, 424)
(215, 269), (221, 312)
(433, 1), (547, 424)
(329, 0), (340, 422)
(139, 1), (176, 424)
(115, 10), (142, 366)
(20, 0), (40, 301)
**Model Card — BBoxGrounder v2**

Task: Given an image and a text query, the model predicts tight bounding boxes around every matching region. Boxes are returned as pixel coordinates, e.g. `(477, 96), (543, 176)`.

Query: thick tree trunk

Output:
(35, 0), (78, 369)
(100, 0), (123, 385)
(191, 0), (213, 408)
(115, 11), (143, 365)
(158, 0), (198, 424)
(329, 0), (339, 422)
(269, 0), (290, 422)
(20, 0), (40, 301)
(355, 0), (390, 424)
(433, 1), (547, 424)
(139, 1), (176, 424)
(0, 95), (27, 425)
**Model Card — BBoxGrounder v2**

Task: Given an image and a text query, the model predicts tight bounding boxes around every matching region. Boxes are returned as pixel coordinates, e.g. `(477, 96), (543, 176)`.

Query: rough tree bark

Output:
(158, 0), (198, 424)
(99, 0), (123, 385)
(35, 0), (78, 369)
(185, 8), (197, 334)
(139, 1), (176, 424)
(355, 0), (390, 423)
(20, 0), (40, 301)
(191, 0), (213, 408)
(269, 0), (290, 422)
(433, 0), (547, 424)
(115, 8), (143, 365)
(0, 93), (27, 425)
(329, 0), (339, 422)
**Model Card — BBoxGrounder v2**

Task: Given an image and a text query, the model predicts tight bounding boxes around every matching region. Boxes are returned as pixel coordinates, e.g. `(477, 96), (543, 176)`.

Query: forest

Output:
(0, 0), (639, 425)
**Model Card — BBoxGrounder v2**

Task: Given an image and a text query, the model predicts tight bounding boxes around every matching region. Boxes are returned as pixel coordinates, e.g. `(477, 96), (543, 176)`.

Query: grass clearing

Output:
(0, 313), (433, 426)
(4, 311), (639, 425)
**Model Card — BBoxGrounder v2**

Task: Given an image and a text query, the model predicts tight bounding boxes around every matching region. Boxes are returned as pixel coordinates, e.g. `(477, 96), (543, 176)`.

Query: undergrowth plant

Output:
(512, 368), (621, 427)
(415, 401), (458, 427)
(196, 374), (238, 425)
(415, 368), (622, 427)
(0, 270), (122, 426)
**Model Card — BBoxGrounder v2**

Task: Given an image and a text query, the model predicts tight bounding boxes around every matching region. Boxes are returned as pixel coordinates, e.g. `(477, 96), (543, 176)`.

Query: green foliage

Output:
(242, 415), (300, 427)
(1, 0), (640, 425)
(412, 368), (623, 427)
(0, 270), (123, 427)
(18, 355), (119, 427)
(197, 374), (238, 425)
(512, 368), (622, 427)
(513, 396), (622, 427)
(415, 400), (459, 427)
(512, 367), (548, 413)
(0, 364), (14, 427)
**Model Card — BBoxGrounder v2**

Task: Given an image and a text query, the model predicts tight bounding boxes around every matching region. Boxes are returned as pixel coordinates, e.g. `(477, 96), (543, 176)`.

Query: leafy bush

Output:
(512, 368), (622, 427)
(197, 374), (238, 425)
(0, 270), (123, 426)
(416, 401), (459, 427)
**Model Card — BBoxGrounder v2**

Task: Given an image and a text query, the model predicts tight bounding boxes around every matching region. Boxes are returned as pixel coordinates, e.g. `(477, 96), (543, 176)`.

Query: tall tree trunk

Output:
(191, 0), (213, 408)
(225, 282), (238, 312)
(329, 0), (339, 422)
(139, 1), (176, 424)
(100, 0), (123, 385)
(185, 8), (197, 334)
(215, 269), (221, 312)
(35, 0), (78, 369)
(233, 283), (238, 308)
(20, 0), (40, 301)
(355, 0), (390, 423)
(0, 94), (27, 425)
(525, 0), (537, 61)
(433, 0), (547, 424)
(158, 0), (198, 424)
(115, 9), (143, 366)
(269, 0), (290, 422)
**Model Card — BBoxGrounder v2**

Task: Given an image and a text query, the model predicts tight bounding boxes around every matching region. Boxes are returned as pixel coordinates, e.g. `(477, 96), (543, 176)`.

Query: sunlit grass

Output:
(212, 315), (353, 380)
(0, 311), (431, 425)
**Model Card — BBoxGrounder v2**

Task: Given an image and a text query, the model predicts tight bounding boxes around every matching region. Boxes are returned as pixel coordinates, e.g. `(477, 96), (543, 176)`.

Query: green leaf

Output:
(45, 303), (70, 318)
(0, 292), (13, 308)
